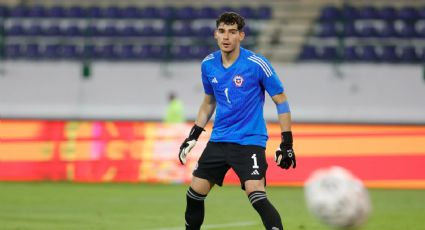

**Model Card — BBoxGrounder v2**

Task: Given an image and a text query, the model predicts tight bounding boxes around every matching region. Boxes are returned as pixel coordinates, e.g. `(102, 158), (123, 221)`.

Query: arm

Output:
(178, 94), (216, 165)
(194, 94), (216, 128)
(272, 92), (296, 169)
(271, 92), (292, 132)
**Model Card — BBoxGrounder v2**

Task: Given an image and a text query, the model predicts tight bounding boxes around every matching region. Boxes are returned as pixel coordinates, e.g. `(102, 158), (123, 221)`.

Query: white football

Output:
(304, 166), (371, 229)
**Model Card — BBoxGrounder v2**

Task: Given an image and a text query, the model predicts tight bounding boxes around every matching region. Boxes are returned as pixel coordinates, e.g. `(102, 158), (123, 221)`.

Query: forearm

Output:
(272, 93), (292, 132)
(194, 95), (216, 128)
(278, 112), (292, 132)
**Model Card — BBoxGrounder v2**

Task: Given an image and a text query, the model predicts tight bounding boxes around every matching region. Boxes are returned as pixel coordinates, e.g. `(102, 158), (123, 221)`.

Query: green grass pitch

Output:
(0, 182), (424, 230)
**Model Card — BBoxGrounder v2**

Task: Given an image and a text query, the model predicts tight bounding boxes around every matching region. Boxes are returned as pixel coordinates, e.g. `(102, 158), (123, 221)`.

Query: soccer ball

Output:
(304, 166), (371, 229)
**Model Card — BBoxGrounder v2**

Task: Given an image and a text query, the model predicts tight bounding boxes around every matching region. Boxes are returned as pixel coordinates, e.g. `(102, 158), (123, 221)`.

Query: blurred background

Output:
(0, 0), (424, 229)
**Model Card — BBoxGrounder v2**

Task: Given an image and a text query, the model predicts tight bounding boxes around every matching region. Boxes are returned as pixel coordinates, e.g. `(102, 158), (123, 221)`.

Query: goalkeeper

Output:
(179, 12), (296, 230)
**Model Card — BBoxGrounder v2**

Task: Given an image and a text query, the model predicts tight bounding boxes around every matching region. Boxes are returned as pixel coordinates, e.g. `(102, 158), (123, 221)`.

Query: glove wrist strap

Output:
(281, 131), (293, 147)
(189, 125), (205, 140)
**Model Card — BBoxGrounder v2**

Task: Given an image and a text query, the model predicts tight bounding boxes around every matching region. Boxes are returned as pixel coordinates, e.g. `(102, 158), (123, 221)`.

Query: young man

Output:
(178, 12), (296, 230)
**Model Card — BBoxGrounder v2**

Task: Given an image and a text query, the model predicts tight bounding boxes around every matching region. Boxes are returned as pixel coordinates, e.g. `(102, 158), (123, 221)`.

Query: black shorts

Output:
(193, 142), (268, 189)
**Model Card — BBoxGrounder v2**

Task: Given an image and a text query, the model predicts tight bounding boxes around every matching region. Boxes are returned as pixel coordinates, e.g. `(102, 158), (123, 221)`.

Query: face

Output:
(214, 22), (245, 54)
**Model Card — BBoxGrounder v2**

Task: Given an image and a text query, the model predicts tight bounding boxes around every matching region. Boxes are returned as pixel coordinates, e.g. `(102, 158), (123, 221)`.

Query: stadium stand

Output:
(298, 2), (425, 63)
(0, 1), (271, 61)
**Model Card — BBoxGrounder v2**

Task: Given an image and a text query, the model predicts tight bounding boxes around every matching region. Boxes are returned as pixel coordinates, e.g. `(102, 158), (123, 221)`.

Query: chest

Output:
(206, 66), (259, 92)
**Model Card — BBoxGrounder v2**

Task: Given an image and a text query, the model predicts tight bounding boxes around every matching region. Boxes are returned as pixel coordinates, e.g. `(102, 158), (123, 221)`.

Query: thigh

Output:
(193, 142), (230, 187)
(229, 144), (268, 189)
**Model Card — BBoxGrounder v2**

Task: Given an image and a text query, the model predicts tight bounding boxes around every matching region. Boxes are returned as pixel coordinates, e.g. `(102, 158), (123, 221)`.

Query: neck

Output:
(221, 47), (240, 68)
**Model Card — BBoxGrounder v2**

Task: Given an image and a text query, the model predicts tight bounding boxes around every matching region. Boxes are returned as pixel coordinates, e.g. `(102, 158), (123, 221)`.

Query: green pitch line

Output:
(0, 182), (424, 230)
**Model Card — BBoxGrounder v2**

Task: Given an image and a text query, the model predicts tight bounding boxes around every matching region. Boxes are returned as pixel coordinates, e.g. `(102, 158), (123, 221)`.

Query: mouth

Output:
(222, 42), (231, 48)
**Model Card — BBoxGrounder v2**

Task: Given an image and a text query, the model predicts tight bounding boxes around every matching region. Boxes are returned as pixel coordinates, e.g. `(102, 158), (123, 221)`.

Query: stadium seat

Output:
(341, 22), (358, 37)
(360, 46), (379, 62)
(173, 45), (192, 59)
(122, 6), (140, 18)
(137, 45), (154, 59)
(25, 43), (40, 58)
(400, 46), (419, 63)
(257, 6), (272, 20)
(419, 7), (425, 19)
(152, 45), (167, 59)
(0, 5), (8, 18)
(380, 22), (398, 37)
(82, 45), (98, 58)
(360, 25), (379, 37)
(299, 45), (318, 60)
(141, 25), (156, 36)
(341, 5), (359, 21)
(199, 6), (217, 19)
(85, 25), (100, 36)
(44, 44), (61, 59)
(121, 25), (139, 36)
(173, 24), (194, 37)
(142, 6), (159, 19)
(9, 5), (27, 17)
(28, 5), (46, 17)
(381, 45), (399, 62)
(320, 6), (341, 21)
(64, 25), (81, 36)
(320, 46), (339, 60)
(5, 44), (22, 59)
(198, 26), (214, 37)
(238, 6), (255, 19)
(218, 6), (235, 16)
(359, 6), (379, 19)
(120, 44), (136, 59)
(27, 24), (44, 36)
(102, 25), (119, 36)
(48, 6), (65, 18)
(318, 22), (338, 37)
(380, 6), (397, 21)
(62, 44), (79, 59)
(400, 23), (417, 38)
(100, 44), (118, 59)
(7, 24), (25, 36)
(87, 6), (102, 18)
(176, 6), (197, 20)
(342, 46), (359, 61)
(45, 25), (62, 36)
(159, 6), (176, 20)
(194, 45), (212, 58)
(103, 6), (122, 18)
(66, 6), (86, 18)
(398, 7), (418, 22)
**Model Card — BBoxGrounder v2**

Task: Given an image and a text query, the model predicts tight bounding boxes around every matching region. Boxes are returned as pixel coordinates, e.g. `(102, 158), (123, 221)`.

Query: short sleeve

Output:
(255, 55), (284, 97)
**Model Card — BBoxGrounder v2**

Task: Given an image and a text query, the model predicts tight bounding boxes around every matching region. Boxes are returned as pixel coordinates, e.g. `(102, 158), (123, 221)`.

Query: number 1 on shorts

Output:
(251, 154), (259, 169)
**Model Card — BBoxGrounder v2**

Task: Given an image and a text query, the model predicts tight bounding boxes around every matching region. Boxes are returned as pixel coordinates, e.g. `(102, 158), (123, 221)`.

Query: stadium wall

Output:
(1, 62), (424, 123)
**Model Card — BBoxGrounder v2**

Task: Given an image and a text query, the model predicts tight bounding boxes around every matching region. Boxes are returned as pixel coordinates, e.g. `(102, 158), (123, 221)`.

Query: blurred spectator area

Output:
(0, 0), (272, 61)
(297, 1), (425, 64)
(1, 0), (424, 63)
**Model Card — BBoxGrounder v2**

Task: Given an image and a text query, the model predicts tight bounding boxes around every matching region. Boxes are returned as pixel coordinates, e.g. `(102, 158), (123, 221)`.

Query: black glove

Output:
(178, 125), (204, 165)
(275, 131), (296, 169)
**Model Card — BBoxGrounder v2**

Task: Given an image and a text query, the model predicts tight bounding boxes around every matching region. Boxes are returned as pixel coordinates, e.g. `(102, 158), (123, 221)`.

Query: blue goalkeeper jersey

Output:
(201, 47), (284, 147)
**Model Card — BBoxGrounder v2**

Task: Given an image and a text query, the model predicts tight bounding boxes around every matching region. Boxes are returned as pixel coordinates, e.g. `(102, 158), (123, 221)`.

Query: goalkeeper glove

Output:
(178, 124), (204, 165)
(275, 131), (296, 169)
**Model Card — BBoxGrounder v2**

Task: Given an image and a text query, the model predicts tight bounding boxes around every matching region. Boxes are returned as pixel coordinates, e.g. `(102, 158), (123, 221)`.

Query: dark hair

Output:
(216, 12), (245, 30)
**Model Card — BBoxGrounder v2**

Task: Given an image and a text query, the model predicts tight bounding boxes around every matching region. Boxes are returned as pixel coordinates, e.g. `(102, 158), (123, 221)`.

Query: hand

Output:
(275, 131), (296, 169)
(275, 145), (296, 169)
(178, 125), (204, 165)
(179, 138), (197, 165)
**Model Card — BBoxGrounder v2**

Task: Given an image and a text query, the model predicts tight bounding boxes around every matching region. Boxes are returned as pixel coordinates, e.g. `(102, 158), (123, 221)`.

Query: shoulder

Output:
(244, 49), (273, 77)
(201, 50), (220, 64)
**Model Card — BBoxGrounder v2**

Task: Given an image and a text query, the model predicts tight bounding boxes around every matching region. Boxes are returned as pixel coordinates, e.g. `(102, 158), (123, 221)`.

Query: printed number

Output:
(251, 154), (259, 169)
(224, 88), (231, 104)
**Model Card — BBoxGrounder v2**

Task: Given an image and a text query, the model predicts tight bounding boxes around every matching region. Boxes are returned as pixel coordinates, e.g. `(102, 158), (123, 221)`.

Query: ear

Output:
(214, 29), (218, 40)
(239, 31), (245, 41)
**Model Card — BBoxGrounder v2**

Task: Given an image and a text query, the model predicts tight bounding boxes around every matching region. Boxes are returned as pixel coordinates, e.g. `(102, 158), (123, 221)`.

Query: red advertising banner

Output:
(1, 120), (425, 188)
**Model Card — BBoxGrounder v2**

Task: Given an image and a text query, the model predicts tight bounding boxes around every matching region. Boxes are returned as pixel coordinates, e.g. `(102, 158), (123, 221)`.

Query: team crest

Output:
(233, 75), (244, 87)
